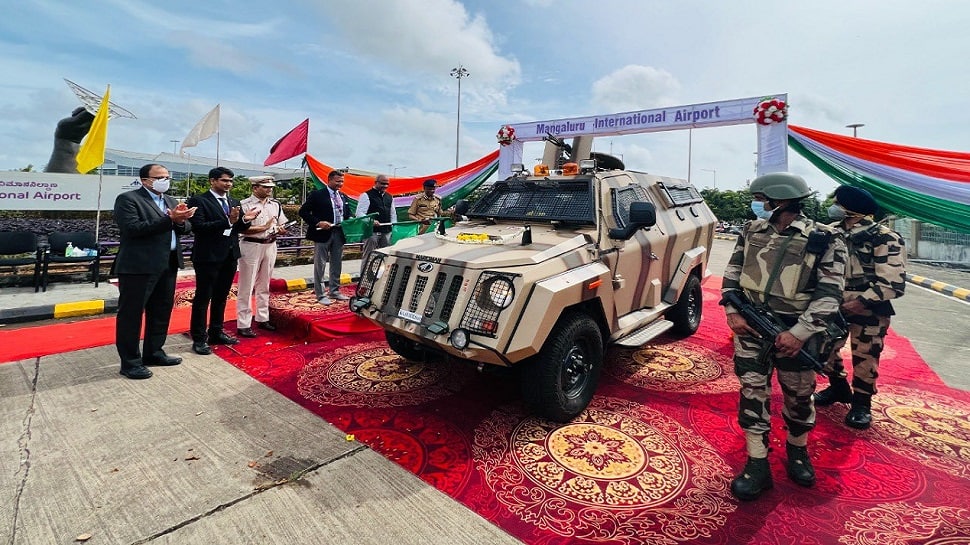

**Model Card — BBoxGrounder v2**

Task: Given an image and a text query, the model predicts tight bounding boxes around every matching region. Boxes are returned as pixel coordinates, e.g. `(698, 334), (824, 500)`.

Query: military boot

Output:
(730, 457), (772, 501)
(813, 377), (852, 406)
(845, 392), (873, 429)
(785, 443), (816, 487)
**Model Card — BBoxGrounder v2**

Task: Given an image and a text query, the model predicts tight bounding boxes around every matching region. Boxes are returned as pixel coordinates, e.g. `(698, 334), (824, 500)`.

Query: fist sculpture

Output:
(44, 107), (95, 173)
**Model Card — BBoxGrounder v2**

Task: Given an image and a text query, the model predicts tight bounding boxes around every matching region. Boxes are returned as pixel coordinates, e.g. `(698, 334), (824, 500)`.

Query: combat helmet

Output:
(749, 172), (812, 200)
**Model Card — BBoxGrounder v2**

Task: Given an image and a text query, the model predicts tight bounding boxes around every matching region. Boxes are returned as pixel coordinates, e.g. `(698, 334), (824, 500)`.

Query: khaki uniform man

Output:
(408, 178), (444, 234)
(236, 176), (289, 337)
(721, 172), (846, 501)
(814, 185), (905, 429)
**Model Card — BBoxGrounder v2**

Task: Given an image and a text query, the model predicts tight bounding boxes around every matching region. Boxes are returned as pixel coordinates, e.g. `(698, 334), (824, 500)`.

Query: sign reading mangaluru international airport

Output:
(0, 172), (143, 211)
(497, 94), (789, 179)
(509, 96), (768, 140)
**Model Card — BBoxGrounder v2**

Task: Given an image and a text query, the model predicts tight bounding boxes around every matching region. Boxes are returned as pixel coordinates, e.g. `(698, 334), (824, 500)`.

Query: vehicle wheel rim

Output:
(687, 287), (700, 326)
(562, 344), (590, 397)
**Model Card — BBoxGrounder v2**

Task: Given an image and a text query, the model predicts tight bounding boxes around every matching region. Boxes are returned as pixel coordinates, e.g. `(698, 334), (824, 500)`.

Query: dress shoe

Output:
(192, 341), (213, 355)
(208, 331), (240, 345)
(120, 366), (153, 380)
(331, 293), (350, 301)
(144, 354), (183, 366)
(256, 321), (277, 331)
(319, 296), (334, 306)
(237, 327), (257, 338)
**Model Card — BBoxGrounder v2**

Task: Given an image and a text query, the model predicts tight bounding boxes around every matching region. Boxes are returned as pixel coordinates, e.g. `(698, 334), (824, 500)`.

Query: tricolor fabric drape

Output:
(788, 125), (970, 233)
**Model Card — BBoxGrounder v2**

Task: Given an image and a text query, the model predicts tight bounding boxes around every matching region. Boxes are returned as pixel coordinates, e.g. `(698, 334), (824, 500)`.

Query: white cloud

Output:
(314, 0), (521, 89)
(591, 65), (681, 113)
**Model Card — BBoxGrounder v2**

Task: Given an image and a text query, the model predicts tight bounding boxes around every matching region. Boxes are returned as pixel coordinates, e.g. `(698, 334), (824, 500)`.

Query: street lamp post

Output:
(700, 168), (717, 189)
(450, 64), (470, 169)
(170, 139), (179, 155)
(846, 123), (865, 138)
(389, 165), (406, 177)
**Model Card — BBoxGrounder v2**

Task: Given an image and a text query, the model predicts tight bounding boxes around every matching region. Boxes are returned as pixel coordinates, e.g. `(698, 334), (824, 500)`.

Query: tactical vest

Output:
(738, 217), (836, 314)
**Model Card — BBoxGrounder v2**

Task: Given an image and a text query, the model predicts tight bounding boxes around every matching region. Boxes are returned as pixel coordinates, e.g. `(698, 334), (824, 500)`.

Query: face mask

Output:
(750, 200), (773, 220)
(827, 204), (847, 220)
(152, 178), (171, 193)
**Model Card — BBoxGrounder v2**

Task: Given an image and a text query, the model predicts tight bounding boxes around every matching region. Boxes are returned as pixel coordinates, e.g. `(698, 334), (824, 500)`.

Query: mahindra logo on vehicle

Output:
(417, 262), (434, 273)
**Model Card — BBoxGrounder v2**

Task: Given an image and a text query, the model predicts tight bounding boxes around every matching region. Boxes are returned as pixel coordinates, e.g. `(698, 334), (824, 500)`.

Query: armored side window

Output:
(658, 182), (704, 207)
(611, 185), (650, 228)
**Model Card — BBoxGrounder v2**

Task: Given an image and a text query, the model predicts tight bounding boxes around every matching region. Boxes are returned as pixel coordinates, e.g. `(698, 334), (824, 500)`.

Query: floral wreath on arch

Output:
(753, 97), (788, 125)
(496, 124), (516, 146)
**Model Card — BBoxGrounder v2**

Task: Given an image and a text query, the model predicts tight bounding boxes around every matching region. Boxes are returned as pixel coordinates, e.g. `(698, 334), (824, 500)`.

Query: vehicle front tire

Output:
(385, 331), (427, 362)
(667, 274), (702, 336)
(520, 313), (604, 422)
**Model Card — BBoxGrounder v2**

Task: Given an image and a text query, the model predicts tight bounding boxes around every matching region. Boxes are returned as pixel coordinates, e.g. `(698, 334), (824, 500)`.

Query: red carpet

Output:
(217, 278), (970, 544)
(5, 277), (969, 543)
(0, 278), (234, 363)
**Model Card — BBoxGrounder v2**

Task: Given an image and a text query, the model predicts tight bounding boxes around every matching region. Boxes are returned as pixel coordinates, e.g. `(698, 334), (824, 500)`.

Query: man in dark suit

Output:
(186, 167), (257, 355)
(113, 163), (195, 379)
(299, 169), (352, 305)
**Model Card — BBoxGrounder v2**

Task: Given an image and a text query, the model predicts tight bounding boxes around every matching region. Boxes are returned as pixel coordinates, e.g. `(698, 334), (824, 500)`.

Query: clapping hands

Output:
(169, 202), (196, 224)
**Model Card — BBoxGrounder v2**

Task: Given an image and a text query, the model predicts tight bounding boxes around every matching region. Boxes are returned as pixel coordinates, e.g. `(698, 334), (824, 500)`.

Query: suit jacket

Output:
(113, 187), (191, 275)
(299, 187), (352, 243)
(185, 191), (249, 264)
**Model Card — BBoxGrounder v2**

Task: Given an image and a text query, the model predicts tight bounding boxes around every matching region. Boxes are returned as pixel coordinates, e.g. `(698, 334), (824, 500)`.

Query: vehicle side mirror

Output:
(454, 200), (470, 216)
(608, 201), (657, 240)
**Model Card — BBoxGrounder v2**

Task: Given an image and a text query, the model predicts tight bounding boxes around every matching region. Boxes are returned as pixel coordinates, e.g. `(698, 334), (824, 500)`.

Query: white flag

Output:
(180, 104), (220, 153)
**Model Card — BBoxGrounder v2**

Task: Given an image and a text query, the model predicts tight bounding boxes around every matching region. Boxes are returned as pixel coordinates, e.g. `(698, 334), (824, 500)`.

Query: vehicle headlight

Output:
(476, 275), (514, 310)
(450, 328), (469, 350)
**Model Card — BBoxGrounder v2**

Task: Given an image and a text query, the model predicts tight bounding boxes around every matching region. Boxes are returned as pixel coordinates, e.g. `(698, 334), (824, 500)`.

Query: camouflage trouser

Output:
(734, 332), (817, 453)
(823, 312), (891, 396)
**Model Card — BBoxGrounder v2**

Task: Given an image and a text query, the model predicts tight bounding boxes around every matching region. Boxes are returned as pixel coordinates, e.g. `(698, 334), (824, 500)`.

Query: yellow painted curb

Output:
(953, 287), (970, 299)
(53, 300), (105, 319)
(286, 278), (307, 291)
(340, 273), (353, 285)
(910, 275), (926, 283)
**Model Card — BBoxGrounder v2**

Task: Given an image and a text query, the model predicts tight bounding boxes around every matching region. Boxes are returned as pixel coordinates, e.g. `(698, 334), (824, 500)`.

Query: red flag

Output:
(263, 118), (309, 166)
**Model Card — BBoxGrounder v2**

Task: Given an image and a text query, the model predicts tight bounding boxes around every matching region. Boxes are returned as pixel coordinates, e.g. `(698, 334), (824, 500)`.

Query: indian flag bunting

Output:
(788, 125), (970, 234)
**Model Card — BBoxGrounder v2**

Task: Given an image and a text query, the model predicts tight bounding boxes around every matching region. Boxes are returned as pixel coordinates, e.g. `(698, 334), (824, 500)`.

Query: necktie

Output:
(157, 196), (176, 250)
(219, 197), (230, 215)
(331, 191), (343, 224)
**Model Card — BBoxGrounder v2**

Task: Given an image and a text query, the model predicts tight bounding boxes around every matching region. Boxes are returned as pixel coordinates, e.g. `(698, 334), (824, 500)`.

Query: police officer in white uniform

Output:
(236, 176), (289, 337)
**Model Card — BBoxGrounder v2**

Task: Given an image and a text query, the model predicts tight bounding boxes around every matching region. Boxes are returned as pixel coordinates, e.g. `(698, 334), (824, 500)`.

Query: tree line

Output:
(700, 187), (834, 225)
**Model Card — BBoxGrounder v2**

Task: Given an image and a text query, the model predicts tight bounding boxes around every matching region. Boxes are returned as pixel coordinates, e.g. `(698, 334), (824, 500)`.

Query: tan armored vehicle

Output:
(350, 137), (716, 421)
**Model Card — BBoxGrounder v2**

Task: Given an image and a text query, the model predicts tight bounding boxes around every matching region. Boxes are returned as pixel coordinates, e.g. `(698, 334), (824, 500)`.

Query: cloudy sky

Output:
(1, 0), (966, 195)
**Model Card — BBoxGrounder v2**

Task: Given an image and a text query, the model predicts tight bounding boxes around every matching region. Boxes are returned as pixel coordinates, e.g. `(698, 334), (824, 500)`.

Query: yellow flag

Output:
(76, 85), (111, 174)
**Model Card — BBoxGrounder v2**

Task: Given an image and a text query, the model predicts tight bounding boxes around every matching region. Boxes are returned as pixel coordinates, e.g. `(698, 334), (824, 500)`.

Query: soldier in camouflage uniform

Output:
(721, 172), (846, 501)
(813, 185), (905, 430)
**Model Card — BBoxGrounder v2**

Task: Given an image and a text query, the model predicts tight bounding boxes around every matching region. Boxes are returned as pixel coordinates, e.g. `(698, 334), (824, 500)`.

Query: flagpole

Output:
(185, 153), (192, 200)
(95, 170), (103, 277)
(300, 156), (308, 234)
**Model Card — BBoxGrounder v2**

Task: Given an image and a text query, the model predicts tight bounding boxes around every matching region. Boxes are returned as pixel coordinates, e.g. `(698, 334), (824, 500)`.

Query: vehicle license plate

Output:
(397, 309), (422, 323)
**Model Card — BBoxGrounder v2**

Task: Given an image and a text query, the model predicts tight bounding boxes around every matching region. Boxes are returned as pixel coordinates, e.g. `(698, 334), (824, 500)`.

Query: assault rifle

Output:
(720, 290), (825, 371)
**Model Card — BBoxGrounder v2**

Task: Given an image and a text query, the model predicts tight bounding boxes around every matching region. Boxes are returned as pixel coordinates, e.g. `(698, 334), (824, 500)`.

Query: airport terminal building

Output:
(101, 149), (303, 181)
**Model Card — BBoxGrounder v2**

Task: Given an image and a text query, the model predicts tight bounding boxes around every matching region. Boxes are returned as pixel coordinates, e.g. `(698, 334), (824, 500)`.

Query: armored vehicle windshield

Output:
(465, 178), (595, 224)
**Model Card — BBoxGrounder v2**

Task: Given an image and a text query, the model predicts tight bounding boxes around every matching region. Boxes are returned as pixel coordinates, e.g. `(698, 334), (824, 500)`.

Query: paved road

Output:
(707, 238), (970, 390)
